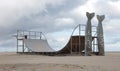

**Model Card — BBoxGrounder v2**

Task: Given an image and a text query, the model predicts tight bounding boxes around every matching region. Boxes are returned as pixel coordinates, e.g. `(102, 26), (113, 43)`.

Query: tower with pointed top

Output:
(97, 15), (105, 56)
(85, 12), (95, 56)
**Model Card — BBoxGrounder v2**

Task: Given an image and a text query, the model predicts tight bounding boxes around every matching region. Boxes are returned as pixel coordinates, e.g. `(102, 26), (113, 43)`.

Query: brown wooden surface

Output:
(59, 36), (95, 54)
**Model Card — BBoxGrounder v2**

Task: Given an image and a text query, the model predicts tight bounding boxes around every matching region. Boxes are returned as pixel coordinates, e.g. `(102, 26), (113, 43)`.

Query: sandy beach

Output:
(0, 52), (120, 71)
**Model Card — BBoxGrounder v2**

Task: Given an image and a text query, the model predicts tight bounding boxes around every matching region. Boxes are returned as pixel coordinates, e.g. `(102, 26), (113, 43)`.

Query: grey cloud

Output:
(105, 36), (120, 44)
(46, 0), (87, 15)
(0, 0), (68, 48)
(93, 0), (120, 19)
(0, 0), (120, 51)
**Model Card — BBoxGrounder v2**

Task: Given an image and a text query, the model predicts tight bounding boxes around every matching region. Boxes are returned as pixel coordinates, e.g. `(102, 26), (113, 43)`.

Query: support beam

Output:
(70, 37), (72, 54)
(79, 24), (81, 54)
(17, 30), (18, 53)
(22, 39), (25, 53)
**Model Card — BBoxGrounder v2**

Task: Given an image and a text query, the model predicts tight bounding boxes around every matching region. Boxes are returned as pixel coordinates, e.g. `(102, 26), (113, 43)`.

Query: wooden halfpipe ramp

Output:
(24, 35), (96, 55)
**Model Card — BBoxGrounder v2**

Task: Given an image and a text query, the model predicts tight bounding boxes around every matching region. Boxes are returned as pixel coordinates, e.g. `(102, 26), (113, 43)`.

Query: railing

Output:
(15, 30), (46, 53)
(16, 30), (46, 40)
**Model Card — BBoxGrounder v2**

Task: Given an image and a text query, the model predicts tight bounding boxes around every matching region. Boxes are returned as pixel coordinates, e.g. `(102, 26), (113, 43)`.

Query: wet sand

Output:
(0, 52), (120, 71)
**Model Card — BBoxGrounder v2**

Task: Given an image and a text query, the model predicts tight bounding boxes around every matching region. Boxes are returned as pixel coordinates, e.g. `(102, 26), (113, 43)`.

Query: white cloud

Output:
(104, 19), (120, 34)
(71, 0), (120, 18)
(0, 0), (67, 51)
(0, 0), (120, 52)
(105, 42), (120, 51)
(71, 0), (96, 16)
(0, 0), (66, 27)
(55, 18), (75, 27)
(0, 0), (66, 36)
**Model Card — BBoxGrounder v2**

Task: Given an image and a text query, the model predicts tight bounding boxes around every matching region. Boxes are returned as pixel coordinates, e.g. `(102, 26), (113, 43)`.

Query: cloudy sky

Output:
(0, 0), (120, 52)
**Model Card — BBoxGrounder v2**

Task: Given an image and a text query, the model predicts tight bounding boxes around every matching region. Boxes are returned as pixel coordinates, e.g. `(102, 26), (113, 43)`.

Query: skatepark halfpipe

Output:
(24, 35), (96, 55)
(15, 12), (105, 56)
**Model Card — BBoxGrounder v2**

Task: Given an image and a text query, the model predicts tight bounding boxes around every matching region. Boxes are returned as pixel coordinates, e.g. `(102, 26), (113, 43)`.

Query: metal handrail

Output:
(16, 30), (47, 40)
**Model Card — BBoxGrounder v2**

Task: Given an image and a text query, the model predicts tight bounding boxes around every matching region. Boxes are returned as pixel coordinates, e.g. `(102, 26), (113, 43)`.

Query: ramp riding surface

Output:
(24, 36), (96, 55)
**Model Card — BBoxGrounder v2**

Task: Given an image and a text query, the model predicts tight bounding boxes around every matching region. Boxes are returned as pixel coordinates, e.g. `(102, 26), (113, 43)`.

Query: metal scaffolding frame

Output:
(16, 30), (46, 53)
(70, 24), (98, 55)
(14, 24), (99, 55)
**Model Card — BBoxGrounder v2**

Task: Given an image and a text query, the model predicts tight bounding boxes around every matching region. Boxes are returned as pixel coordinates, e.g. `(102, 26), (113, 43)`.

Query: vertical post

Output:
(40, 32), (42, 39)
(22, 39), (24, 53)
(95, 38), (97, 52)
(93, 39), (95, 52)
(35, 32), (36, 39)
(70, 36), (72, 54)
(79, 24), (81, 54)
(29, 31), (30, 39)
(23, 31), (24, 53)
(17, 30), (18, 53)
(85, 37), (87, 56)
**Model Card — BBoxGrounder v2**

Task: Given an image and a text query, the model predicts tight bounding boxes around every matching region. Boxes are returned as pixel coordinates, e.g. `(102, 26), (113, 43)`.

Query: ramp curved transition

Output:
(24, 39), (55, 52)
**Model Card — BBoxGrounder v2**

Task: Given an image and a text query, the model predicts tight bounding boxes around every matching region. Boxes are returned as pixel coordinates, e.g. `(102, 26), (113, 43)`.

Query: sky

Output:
(0, 0), (120, 52)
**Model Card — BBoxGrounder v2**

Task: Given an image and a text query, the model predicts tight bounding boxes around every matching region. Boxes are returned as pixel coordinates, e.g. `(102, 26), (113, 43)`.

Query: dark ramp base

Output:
(17, 52), (100, 56)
